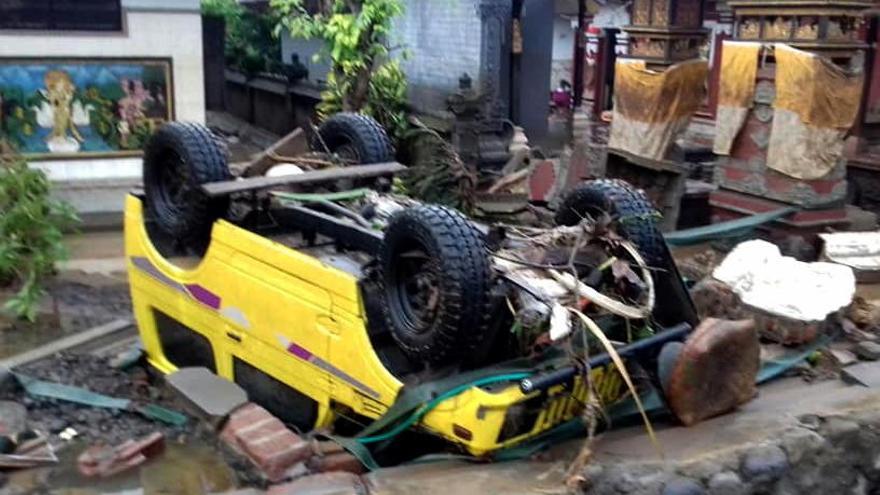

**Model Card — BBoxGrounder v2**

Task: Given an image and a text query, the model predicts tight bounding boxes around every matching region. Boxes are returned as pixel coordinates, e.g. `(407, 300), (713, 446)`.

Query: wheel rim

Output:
(334, 140), (361, 164)
(389, 249), (441, 334)
(155, 149), (189, 217)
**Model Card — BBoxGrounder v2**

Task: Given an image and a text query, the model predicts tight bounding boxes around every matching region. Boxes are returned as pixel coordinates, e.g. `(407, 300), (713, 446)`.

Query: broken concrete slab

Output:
(841, 361), (880, 387)
(829, 348), (858, 368)
(166, 367), (248, 427)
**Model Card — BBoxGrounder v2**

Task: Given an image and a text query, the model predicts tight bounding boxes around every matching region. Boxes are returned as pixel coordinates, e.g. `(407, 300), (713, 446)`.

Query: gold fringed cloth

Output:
(608, 59), (709, 161)
(713, 41), (762, 155)
(766, 44), (863, 180)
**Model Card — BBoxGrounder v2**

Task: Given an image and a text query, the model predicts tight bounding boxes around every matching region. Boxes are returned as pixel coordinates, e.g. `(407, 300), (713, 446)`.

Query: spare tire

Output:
(555, 179), (698, 327)
(143, 122), (230, 253)
(378, 205), (493, 365)
(314, 113), (395, 164)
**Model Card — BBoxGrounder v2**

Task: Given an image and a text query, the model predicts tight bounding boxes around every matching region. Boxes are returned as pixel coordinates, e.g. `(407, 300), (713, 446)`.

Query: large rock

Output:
(690, 279), (745, 322)
(665, 318), (760, 426)
(740, 444), (789, 484)
(690, 279), (824, 345)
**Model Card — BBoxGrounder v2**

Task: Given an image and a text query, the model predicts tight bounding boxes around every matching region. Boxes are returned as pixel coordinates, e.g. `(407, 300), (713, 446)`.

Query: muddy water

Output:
(4, 441), (237, 494)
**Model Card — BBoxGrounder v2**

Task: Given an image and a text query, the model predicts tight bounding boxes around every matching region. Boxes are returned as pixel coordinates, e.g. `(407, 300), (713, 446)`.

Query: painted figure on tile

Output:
(0, 59), (172, 157)
(40, 70), (84, 153)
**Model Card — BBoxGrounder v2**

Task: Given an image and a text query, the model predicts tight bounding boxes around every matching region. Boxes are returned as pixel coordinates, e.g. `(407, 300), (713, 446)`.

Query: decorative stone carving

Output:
(478, 0), (511, 119)
(754, 80), (775, 104)
(739, 17), (760, 39)
(750, 127), (771, 149)
(795, 16), (819, 40)
(753, 104), (774, 123)
(765, 16), (791, 40)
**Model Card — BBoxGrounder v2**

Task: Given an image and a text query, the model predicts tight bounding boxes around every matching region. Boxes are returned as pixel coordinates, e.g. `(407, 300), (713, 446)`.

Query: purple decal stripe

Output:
(284, 340), (380, 400)
(286, 342), (313, 361)
(185, 284), (222, 310)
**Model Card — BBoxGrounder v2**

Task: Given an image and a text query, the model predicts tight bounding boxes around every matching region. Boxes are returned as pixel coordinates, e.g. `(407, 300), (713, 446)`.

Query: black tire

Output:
(554, 179), (698, 327)
(143, 122), (230, 252)
(378, 205), (493, 365)
(314, 113), (395, 164)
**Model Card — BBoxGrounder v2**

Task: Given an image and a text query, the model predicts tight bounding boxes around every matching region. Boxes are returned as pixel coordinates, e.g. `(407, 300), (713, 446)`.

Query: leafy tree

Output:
(271, 0), (409, 139)
(0, 154), (79, 321)
(202, 0), (282, 77)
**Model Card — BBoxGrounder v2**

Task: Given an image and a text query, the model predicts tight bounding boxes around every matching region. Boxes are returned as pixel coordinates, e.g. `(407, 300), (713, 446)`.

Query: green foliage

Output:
(201, 0), (242, 19)
(271, 0), (410, 140)
(201, 0), (282, 77)
(0, 88), (39, 148)
(0, 155), (79, 321)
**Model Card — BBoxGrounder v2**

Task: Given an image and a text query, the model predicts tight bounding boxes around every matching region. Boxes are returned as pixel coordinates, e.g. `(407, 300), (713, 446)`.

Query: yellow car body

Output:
(124, 194), (624, 456)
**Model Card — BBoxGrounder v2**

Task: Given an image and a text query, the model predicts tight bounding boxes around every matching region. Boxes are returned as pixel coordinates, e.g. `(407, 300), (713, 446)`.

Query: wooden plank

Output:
(242, 127), (310, 177)
(203, 162), (407, 197)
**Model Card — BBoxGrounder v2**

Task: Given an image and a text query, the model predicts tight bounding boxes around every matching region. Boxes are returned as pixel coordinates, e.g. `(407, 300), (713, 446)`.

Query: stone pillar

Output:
(478, 0), (513, 120)
(710, 2), (874, 235)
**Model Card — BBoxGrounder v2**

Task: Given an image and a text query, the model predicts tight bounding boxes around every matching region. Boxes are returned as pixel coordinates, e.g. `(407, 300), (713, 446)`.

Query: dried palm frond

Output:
(398, 119), (477, 214)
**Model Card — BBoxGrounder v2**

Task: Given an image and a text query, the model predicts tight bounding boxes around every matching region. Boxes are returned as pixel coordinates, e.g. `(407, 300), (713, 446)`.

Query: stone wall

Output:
(0, 0), (204, 224)
(582, 410), (880, 494)
(393, 0), (484, 117)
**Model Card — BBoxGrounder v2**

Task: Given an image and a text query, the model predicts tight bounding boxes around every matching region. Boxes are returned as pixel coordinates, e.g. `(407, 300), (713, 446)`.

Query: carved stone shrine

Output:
(710, 0), (874, 235)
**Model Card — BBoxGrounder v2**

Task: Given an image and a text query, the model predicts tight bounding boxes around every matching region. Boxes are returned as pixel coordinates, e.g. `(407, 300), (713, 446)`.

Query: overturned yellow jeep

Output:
(126, 114), (701, 462)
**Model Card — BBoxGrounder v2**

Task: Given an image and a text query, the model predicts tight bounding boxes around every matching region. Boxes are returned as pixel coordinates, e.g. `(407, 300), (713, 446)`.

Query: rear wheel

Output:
(314, 113), (395, 164)
(379, 205), (494, 366)
(555, 179), (698, 327)
(143, 122), (230, 254)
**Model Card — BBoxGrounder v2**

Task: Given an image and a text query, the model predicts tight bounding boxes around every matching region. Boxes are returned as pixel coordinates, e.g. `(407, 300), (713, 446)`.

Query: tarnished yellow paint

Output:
(124, 195), (624, 456)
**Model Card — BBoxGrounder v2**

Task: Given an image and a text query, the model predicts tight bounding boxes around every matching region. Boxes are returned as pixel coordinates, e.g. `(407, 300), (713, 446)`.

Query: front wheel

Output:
(555, 179), (698, 327)
(313, 113), (395, 164)
(378, 205), (494, 366)
(143, 122), (230, 254)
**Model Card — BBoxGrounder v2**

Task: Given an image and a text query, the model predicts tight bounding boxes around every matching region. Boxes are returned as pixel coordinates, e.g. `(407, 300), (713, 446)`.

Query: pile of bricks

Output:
(166, 368), (366, 491)
(219, 403), (365, 489)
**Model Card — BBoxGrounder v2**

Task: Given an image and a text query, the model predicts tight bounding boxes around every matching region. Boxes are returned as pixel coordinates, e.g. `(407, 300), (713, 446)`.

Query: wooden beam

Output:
(203, 162), (407, 197)
(241, 127), (310, 177)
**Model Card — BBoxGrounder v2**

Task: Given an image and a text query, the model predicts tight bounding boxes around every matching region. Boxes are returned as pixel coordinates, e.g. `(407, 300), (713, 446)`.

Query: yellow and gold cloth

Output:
(713, 41), (762, 155)
(767, 44), (863, 180)
(608, 59), (709, 161)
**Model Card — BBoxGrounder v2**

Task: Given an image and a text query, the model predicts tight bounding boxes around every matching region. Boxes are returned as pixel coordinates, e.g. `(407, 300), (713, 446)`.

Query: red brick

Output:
(306, 451), (365, 475)
(220, 403), (267, 450)
(309, 440), (346, 457)
(220, 403), (311, 482)
(267, 472), (365, 495)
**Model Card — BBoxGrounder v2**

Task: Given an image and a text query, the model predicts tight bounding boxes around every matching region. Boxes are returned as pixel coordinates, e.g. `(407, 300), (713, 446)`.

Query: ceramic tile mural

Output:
(0, 58), (173, 159)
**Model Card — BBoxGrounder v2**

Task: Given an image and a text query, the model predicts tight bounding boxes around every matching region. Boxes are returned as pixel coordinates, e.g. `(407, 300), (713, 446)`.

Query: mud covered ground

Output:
(1, 352), (195, 446)
(0, 272), (132, 360)
(0, 353), (263, 493)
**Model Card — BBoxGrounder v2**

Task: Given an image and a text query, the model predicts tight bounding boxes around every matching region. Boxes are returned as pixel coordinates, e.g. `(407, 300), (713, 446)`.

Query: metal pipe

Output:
(519, 322), (692, 394)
